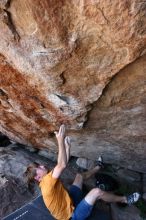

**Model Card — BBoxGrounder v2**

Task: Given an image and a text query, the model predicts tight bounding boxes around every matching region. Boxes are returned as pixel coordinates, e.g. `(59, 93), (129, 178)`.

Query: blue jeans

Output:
(69, 185), (93, 220)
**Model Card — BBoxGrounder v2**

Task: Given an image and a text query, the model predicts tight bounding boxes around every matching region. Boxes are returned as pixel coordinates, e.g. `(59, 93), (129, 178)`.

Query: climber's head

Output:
(24, 162), (48, 184)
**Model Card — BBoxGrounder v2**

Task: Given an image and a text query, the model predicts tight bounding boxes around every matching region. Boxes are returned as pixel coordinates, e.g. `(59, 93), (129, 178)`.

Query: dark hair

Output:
(95, 173), (119, 191)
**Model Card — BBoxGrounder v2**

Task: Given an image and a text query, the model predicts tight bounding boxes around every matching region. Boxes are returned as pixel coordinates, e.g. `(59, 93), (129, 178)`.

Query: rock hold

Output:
(0, 0), (146, 172)
(76, 157), (95, 170)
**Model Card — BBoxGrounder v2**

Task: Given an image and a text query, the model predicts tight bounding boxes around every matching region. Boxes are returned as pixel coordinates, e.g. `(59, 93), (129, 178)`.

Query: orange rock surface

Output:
(0, 0), (146, 172)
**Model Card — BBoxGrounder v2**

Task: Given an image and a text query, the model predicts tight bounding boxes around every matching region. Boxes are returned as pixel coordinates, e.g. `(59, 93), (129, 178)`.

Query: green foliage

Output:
(136, 199), (146, 219)
(116, 185), (146, 219)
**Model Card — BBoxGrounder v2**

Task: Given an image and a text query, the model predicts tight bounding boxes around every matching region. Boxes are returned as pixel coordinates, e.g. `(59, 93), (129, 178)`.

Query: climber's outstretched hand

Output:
(54, 124), (66, 143)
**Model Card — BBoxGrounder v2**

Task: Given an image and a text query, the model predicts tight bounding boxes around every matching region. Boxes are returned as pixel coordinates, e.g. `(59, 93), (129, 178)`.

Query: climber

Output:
(25, 125), (140, 220)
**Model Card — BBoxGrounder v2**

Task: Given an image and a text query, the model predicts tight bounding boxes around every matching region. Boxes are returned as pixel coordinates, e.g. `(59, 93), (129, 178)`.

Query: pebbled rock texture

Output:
(0, 1), (146, 172)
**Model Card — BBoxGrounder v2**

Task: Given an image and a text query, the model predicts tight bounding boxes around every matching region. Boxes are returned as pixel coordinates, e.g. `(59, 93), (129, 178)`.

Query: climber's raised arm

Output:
(52, 125), (68, 179)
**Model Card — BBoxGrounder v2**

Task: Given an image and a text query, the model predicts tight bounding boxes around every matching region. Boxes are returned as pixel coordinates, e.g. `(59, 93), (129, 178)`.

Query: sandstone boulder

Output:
(0, 1), (146, 172)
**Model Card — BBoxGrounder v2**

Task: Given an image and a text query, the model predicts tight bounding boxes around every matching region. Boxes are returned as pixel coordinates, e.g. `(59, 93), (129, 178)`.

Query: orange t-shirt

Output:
(39, 171), (74, 220)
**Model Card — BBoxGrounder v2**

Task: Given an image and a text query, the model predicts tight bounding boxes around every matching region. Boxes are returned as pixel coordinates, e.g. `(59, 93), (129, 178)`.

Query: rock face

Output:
(111, 204), (143, 220)
(70, 54), (146, 173)
(0, 1), (146, 172)
(0, 175), (32, 218)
